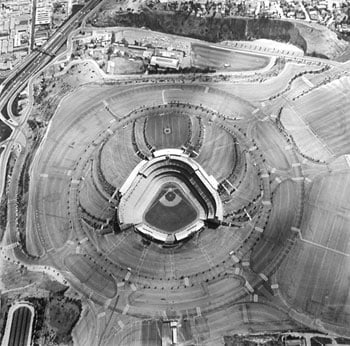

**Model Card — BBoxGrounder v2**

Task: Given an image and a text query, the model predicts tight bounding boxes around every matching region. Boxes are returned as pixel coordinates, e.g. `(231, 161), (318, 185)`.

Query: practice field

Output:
(7, 306), (32, 346)
(277, 171), (350, 328)
(191, 43), (270, 71)
(144, 183), (198, 233)
(145, 112), (190, 149)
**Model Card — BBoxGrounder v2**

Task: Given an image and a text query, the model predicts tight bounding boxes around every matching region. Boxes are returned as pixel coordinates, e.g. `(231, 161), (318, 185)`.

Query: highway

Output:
(0, 0), (102, 127)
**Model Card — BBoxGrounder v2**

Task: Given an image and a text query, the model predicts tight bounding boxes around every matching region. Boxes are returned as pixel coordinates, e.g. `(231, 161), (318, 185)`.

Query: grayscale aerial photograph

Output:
(0, 0), (350, 345)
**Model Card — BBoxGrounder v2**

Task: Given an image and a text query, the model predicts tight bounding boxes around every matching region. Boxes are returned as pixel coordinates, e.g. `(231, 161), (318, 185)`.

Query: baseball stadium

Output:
(2, 32), (350, 346)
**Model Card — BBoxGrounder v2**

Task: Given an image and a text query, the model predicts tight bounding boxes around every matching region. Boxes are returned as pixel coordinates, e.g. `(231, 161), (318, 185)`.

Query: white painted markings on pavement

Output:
(259, 273), (268, 281)
(275, 177), (282, 184)
(122, 304), (129, 315)
(254, 226), (264, 233)
(345, 155), (350, 168)
(124, 271), (131, 281)
(302, 75), (314, 88)
(3, 242), (18, 250)
(230, 254), (239, 264)
(98, 312), (106, 319)
(252, 108), (259, 114)
(162, 90), (167, 104)
(245, 281), (254, 293)
(104, 299), (112, 309)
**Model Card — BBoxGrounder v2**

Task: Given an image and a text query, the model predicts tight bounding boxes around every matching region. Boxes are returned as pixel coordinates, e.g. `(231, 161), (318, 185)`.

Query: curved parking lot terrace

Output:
(6, 71), (348, 343)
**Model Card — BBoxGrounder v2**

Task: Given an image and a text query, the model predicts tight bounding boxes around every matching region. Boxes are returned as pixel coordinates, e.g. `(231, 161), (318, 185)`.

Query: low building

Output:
(154, 47), (184, 59)
(150, 56), (179, 70)
(36, 6), (52, 25)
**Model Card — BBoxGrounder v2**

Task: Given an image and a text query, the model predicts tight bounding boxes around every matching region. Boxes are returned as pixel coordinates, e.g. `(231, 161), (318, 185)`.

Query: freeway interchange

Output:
(0, 0), (102, 127)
